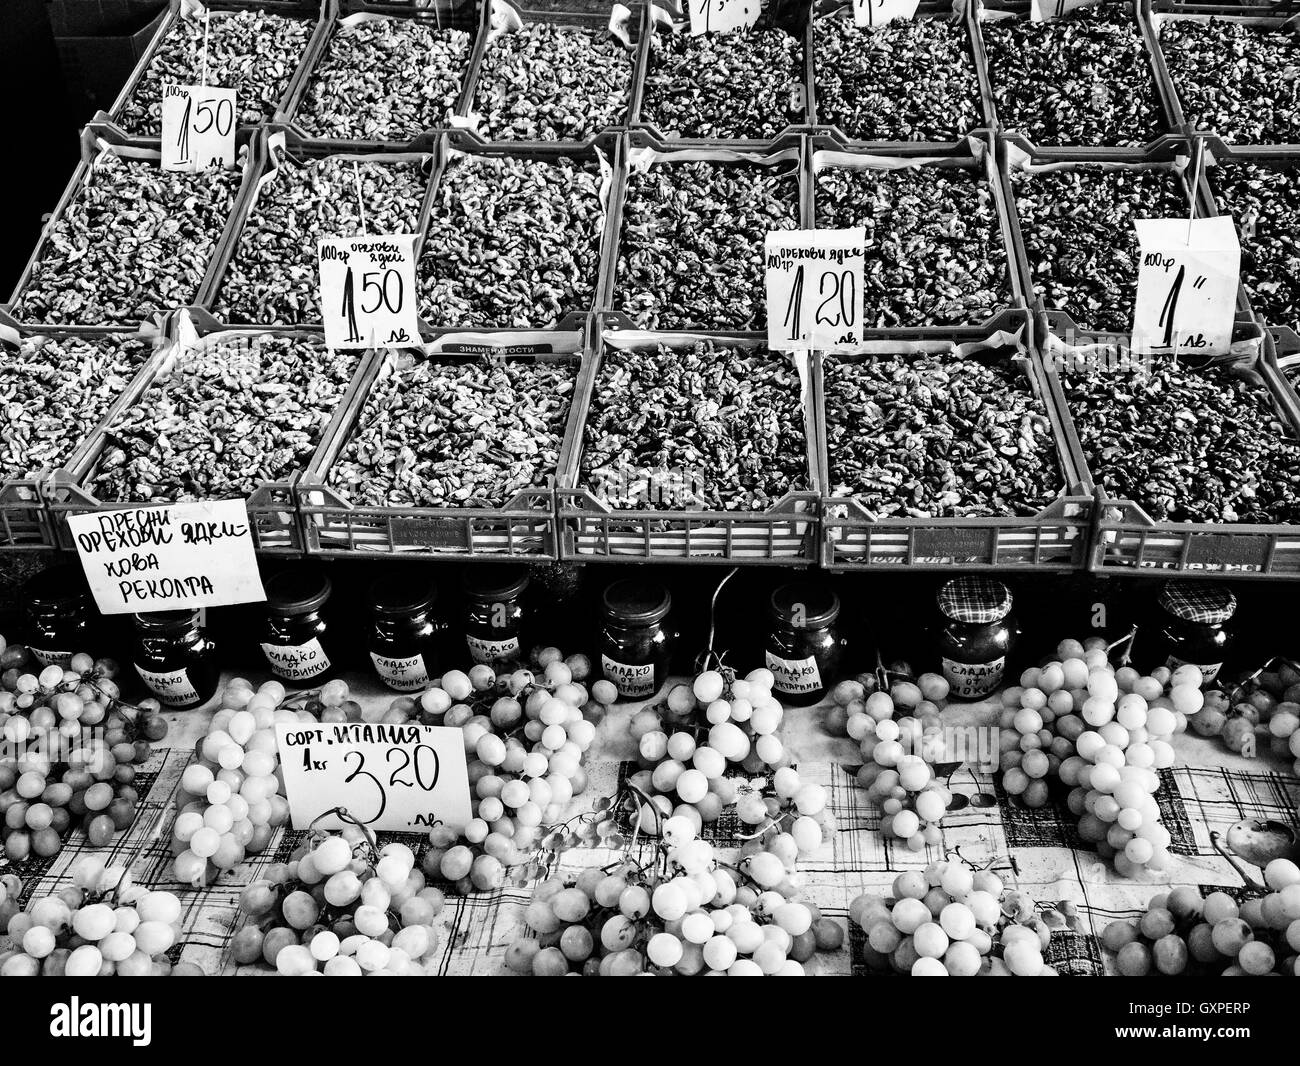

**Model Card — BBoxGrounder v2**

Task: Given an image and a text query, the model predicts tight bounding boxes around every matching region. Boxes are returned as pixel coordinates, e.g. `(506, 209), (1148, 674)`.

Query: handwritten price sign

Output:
(318, 234), (422, 350)
(686, 0), (760, 35)
(765, 228), (866, 352)
(276, 722), (472, 834)
(161, 84), (236, 172)
(1131, 217), (1240, 357)
(854, 0), (920, 28)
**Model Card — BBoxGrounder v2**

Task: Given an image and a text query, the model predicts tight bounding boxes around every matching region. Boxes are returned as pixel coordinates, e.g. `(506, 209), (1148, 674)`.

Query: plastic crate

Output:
(556, 316), (821, 563)
(817, 310), (1095, 570)
(297, 318), (591, 558)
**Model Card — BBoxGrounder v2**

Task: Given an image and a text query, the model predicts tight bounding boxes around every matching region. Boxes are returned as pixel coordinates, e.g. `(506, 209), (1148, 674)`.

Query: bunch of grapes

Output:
(657, 667), (787, 769)
(509, 807), (844, 976)
(0, 638), (168, 860)
(233, 820), (446, 975)
(0, 857), (193, 976)
(1193, 662), (1300, 769)
(169, 677), (325, 886)
(850, 860), (1061, 976)
(1104, 860), (1300, 976)
(843, 674), (955, 851)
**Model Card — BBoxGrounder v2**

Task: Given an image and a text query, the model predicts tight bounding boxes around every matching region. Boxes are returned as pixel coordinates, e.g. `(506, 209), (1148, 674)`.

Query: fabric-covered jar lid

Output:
(1158, 582), (1237, 625)
(937, 577), (1013, 624)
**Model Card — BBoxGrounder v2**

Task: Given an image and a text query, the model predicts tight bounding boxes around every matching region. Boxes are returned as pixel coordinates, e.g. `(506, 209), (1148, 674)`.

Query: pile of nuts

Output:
(472, 23), (632, 141)
(0, 335), (152, 480)
(214, 155), (429, 325)
(640, 26), (804, 139)
(87, 336), (358, 502)
(1159, 18), (1300, 145)
(814, 165), (1008, 327)
(1210, 160), (1300, 336)
(115, 9), (314, 135)
(813, 12), (982, 141)
(982, 4), (1163, 147)
(823, 352), (1061, 517)
(326, 355), (575, 507)
(296, 18), (471, 141)
(1062, 359), (1300, 524)
(616, 160), (800, 330)
(417, 153), (606, 328)
(1011, 165), (1185, 333)
(580, 341), (809, 511)
(13, 155), (240, 326)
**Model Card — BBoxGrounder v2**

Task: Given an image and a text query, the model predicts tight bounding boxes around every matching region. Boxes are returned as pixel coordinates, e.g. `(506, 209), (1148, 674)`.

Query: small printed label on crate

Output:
(1132, 218), (1240, 358)
(941, 656), (1006, 699)
(686, 0), (760, 36)
(1165, 656), (1223, 685)
(602, 656), (656, 698)
(370, 652), (431, 692)
(467, 634), (521, 664)
(766, 651), (822, 696)
(911, 527), (996, 563)
(318, 234), (422, 350)
(765, 229), (866, 352)
(262, 639), (332, 682)
(1183, 533), (1270, 572)
(439, 343), (554, 356)
(29, 648), (73, 669)
(389, 517), (473, 550)
(854, 0), (920, 28)
(135, 664), (199, 707)
(161, 83), (237, 172)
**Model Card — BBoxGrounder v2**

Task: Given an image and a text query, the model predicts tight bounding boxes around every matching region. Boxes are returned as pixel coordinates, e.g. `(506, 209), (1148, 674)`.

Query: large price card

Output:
(765, 228), (867, 352)
(1131, 217), (1240, 357)
(318, 234), (422, 350)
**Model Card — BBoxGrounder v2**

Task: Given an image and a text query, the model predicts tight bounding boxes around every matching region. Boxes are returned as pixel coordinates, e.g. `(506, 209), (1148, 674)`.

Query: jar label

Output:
(601, 655), (656, 699)
(261, 639), (332, 682)
(765, 651), (823, 696)
(941, 656), (1006, 698)
(370, 651), (430, 693)
(30, 647), (73, 669)
(1165, 656), (1222, 685)
(467, 634), (520, 665)
(135, 664), (199, 707)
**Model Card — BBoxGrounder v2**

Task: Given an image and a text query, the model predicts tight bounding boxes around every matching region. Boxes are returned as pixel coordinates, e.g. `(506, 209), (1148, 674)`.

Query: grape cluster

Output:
(234, 828), (445, 976)
(850, 861), (1061, 976)
(1105, 862), (1300, 977)
(1194, 664), (1300, 770)
(1, 638), (168, 861)
(1, 857), (193, 976)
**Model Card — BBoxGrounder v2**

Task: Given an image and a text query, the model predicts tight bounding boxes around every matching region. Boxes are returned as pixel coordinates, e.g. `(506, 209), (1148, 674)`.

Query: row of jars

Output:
(20, 564), (1240, 712)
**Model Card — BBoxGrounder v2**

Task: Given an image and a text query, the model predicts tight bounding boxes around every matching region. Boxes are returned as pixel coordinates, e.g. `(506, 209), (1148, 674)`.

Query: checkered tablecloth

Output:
(4, 676), (1297, 976)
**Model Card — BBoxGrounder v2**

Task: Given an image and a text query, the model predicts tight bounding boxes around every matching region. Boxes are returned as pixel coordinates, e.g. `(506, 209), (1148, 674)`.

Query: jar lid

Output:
(135, 609), (200, 630)
(937, 577), (1013, 624)
(369, 573), (437, 616)
(1158, 581), (1236, 625)
(463, 564), (530, 603)
(24, 565), (91, 609)
(602, 579), (671, 626)
(265, 568), (332, 616)
(769, 582), (840, 629)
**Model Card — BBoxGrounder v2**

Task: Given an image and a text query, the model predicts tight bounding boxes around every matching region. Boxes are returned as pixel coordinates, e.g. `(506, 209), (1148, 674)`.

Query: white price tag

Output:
(276, 722), (472, 834)
(67, 500), (266, 616)
(687, 0), (760, 35)
(765, 228), (866, 351)
(854, 0), (920, 28)
(318, 234), (422, 350)
(161, 84), (236, 172)
(1131, 217), (1240, 357)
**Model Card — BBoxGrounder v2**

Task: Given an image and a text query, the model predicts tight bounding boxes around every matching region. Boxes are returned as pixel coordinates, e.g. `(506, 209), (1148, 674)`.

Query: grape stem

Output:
(1105, 626), (1138, 664)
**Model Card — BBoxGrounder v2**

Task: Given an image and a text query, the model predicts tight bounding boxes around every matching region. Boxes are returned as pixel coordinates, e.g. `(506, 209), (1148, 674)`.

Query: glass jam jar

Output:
(133, 610), (219, 710)
(368, 575), (439, 693)
(260, 569), (336, 684)
(765, 582), (844, 706)
(24, 565), (93, 668)
(599, 579), (673, 701)
(463, 566), (530, 665)
(1154, 581), (1237, 685)
(936, 577), (1017, 699)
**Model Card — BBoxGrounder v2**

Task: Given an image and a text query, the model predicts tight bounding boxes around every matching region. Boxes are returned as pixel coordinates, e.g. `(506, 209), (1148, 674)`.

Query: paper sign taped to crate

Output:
(855, 0), (920, 28)
(276, 722), (473, 834)
(687, 0), (760, 35)
(66, 499), (266, 615)
(765, 228), (866, 352)
(318, 234), (422, 350)
(1131, 217), (1240, 357)
(161, 84), (236, 172)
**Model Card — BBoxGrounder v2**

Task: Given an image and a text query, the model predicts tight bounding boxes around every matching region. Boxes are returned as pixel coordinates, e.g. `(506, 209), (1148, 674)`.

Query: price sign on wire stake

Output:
(66, 500), (266, 615)
(318, 234), (422, 350)
(1131, 217), (1240, 357)
(276, 722), (473, 834)
(854, 0), (920, 28)
(687, 0), (760, 36)
(765, 228), (866, 352)
(161, 84), (236, 172)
